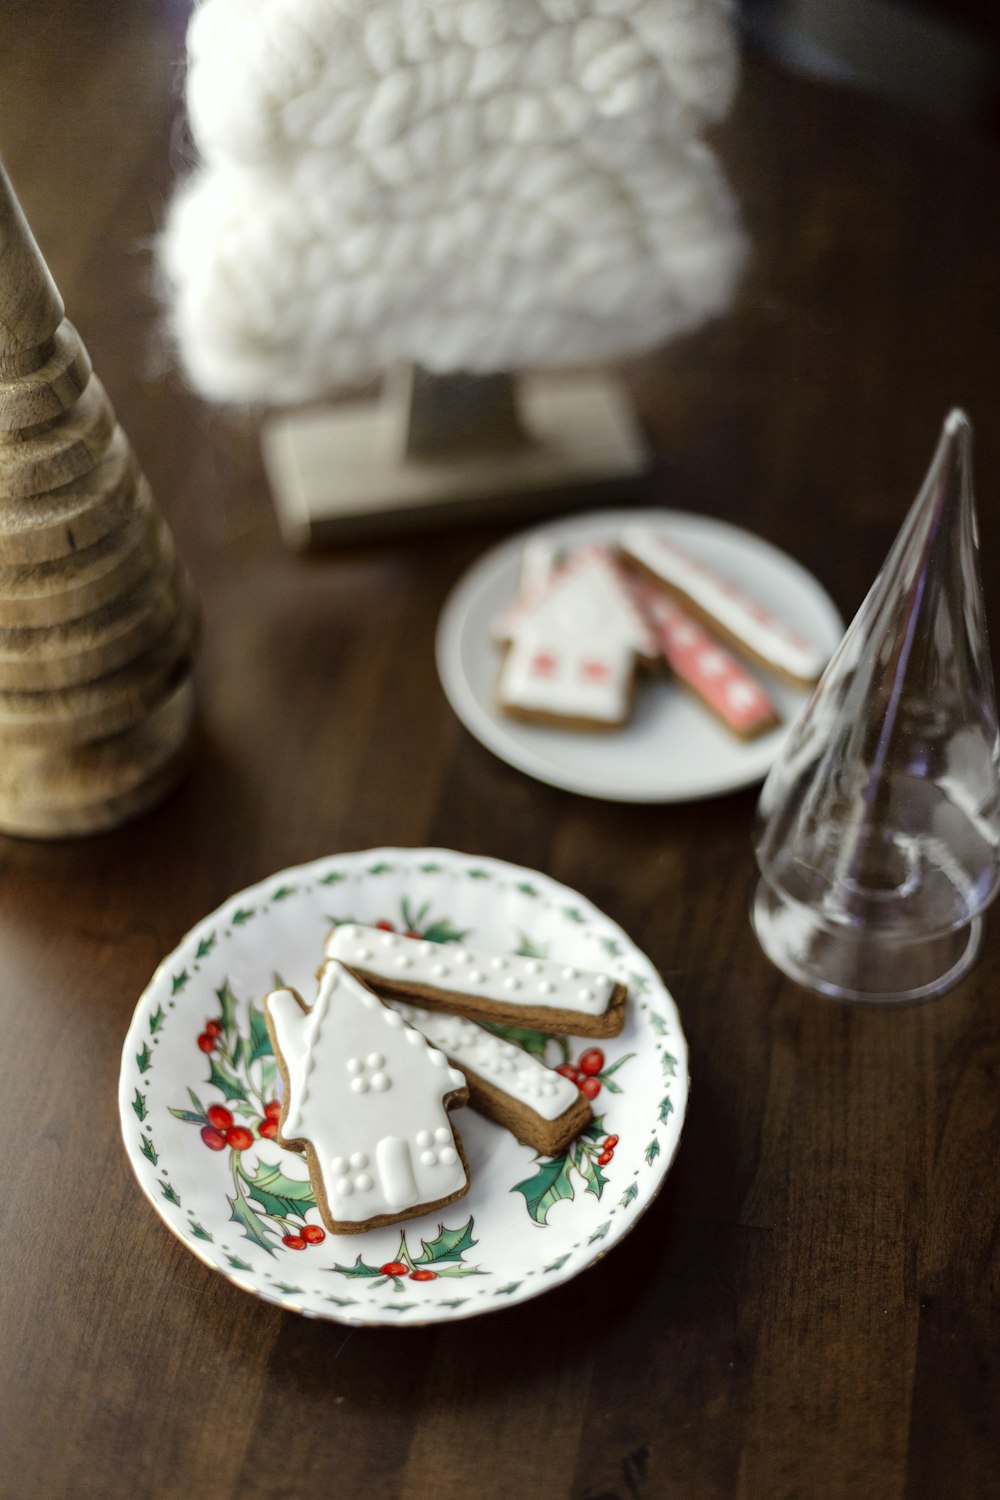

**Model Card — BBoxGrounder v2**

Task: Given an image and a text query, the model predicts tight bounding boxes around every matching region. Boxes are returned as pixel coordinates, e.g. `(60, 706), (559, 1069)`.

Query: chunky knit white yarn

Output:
(159, 0), (746, 404)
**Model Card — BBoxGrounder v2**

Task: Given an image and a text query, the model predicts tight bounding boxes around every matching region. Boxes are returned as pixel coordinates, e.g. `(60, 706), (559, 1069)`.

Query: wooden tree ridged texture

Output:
(0, 161), (197, 837)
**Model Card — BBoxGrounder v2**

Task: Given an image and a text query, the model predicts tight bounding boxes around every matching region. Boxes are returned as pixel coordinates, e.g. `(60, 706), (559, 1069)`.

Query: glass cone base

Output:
(751, 880), (982, 1003)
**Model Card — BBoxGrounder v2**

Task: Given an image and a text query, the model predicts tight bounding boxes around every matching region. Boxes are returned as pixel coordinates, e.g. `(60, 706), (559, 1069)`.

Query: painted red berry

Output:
(556, 1063), (577, 1081)
(282, 1234), (306, 1250)
(301, 1224), (326, 1244)
(375, 920), (395, 931)
(605, 1134), (619, 1149)
(258, 1118), (279, 1140)
(405, 929), (421, 939)
(206, 1104), (233, 1130)
(204, 1019), (223, 1038)
(196, 1032), (216, 1053)
(578, 1048), (605, 1076)
(226, 1125), (254, 1151)
(598, 1150), (613, 1166)
(380, 1261), (409, 1277)
(409, 1269), (437, 1281)
(579, 1076), (602, 1100)
(200, 1125), (227, 1151)
(264, 1099), (281, 1120)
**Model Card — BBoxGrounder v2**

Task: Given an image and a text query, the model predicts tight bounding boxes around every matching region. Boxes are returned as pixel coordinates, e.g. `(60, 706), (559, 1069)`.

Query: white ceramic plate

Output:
(119, 849), (688, 1326)
(435, 508), (844, 802)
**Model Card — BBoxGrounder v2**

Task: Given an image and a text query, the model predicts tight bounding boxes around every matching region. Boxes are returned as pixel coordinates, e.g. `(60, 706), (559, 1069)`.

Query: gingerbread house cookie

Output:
(494, 544), (658, 730)
(265, 961), (470, 1235)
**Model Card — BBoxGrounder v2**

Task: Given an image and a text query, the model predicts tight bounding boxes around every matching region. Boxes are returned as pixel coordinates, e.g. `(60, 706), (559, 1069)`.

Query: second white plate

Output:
(436, 508), (844, 802)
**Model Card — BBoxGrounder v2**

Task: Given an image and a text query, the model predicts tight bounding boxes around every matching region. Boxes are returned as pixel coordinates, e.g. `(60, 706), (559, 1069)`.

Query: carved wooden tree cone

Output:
(0, 160), (196, 837)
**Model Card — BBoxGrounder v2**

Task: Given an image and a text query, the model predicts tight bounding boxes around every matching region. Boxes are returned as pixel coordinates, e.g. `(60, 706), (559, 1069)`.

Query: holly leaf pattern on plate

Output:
(414, 1218), (478, 1265)
(208, 1056), (249, 1103)
(512, 1154), (575, 1225)
(228, 1191), (277, 1255)
(247, 1002), (273, 1065)
(241, 1160), (316, 1220)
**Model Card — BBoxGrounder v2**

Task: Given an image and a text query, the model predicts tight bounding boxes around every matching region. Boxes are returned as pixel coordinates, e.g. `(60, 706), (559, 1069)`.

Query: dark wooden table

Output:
(2, 6), (998, 1498)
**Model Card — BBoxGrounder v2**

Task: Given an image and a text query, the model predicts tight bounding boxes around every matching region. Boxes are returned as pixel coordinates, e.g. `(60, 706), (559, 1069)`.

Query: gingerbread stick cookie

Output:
(324, 924), (628, 1038)
(620, 524), (826, 688)
(388, 999), (592, 1155)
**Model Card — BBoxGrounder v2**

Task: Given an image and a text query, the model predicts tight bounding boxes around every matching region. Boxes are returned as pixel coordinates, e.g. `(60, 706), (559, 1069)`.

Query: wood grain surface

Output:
(0, 5), (998, 1499)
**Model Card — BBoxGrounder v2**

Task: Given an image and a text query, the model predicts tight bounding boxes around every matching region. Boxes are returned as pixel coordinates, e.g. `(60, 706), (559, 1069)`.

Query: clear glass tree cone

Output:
(752, 411), (1000, 1003)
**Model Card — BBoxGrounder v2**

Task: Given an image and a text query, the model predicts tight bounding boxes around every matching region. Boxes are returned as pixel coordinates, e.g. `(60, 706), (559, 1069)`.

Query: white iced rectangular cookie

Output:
(324, 923), (628, 1038)
(620, 524), (826, 686)
(388, 999), (591, 1154)
(265, 961), (469, 1234)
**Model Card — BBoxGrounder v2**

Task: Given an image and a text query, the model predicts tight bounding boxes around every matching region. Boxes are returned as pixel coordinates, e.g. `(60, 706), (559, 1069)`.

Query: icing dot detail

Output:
(417, 1130), (432, 1148)
(355, 1173), (373, 1191)
(434, 1127), (451, 1144)
(384, 1010), (403, 1028)
(429, 1049), (446, 1067)
(380, 933), (396, 947)
(350, 1152), (368, 1170)
(347, 1057), (363, 1075)
(431, 963), (449, 978)
(334, 1177), (353, 1197)
(578, 988), (595, 1003)
(351, 1077), (368, 1094)
(357, 946), (373, 961)
(524, 960), (541, 975)
(395, 954), (413, 969)
(371, 1072), (390, 1091)
(421, 1149), (437, 1167)
(503, 976), (521, 991)
(331, 1156), (347, 1176)
(453, 951), (470, 965)
(468, 969), (485, 983)
(562, 966), (578, 980)
(367, 1053), (384, 1070)
(439, 1146), (457, 1166)
(490, 956), (507, 969)
(538, 980), (554, 994)
(405, 1028), (422, 1045)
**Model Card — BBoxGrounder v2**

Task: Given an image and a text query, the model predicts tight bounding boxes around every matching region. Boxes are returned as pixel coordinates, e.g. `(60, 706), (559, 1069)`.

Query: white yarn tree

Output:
(160, 0), (745, 406)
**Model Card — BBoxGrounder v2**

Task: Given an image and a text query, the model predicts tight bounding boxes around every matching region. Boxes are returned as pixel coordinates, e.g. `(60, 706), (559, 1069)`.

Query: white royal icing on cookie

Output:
(389, 1001), (581, 1122)
(325, 924), (621, 1020)
(266, 963), (467, 1225)
(621, 525), (826, 681)
(495, 545), (658, 724)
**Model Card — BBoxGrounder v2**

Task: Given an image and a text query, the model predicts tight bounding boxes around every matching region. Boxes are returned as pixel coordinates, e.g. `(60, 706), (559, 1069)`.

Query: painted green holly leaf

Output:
(140, 1136), (158, 1165)
(414, 1218), (477, 1265)
(439, 1297), (468, 1309)
(419, 862), (443, 874)
(132, 1089), (147, 1121)
(136, 1043), (152, 1074)
(588, 1220), (611, 1244)
(401, 897), (430, 930)
(562, 906), (586, 923)
(644, 1137), (660, 1166)
(241, 1160), (316, 1219)
(495, 1282), (521, 1296)
(326, 1295), (357, 1307)
(631, 973), (651, 996)
(620, 1183), (639, 1210)
(367, 862), (395, 875)
(421, 919), (469, 945)
(516, 882), (539, 897)
(216, 980), (239, 1035)
(160, 1181), (181, 1207)
(512, 1153), (575, 1224)
(231, 1035), (244, 1070)
(466, 868), (491, 880)
(384, 1302), (417, 1313)
(579, 1115), (605, 1142)
(171, 971), (189, 995)
(514, 933), (549, 959)
(332, 1256), (384, 1279)
(247, 1002), (273, 1064)
(190, 1221), (213, 1241)
(598, 1051), (635, 1095)
(196, 933), (216, 959)
(228, 1191), (276, 1255)
(432, 1263), (485, 1279)
(209, 1056), (249, 1103)
(275, 1282), (304, 1295)
(169, 1105), (207, 1125)
(319, 870), (346, 885)
(544, 1253), (571, 1273)
(661, 1052), (678, 1077)
(232, 907), (255, 926)
(574, 1148), (608, 1200)
(149, 1005), (166, 1034)
(260, 1058), (278, 1098)
(658, 1095), (674, 1123)
(601, 938), (624, 957)
(188, 1088), (207, 1115)
(227, 1255), (253, 1271)
(271, 884), (297, 901)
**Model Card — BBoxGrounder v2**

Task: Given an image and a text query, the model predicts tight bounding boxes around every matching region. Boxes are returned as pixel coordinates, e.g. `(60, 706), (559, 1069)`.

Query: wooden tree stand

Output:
(0, 162), (197, 838)
(262, 364), (651, 548)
